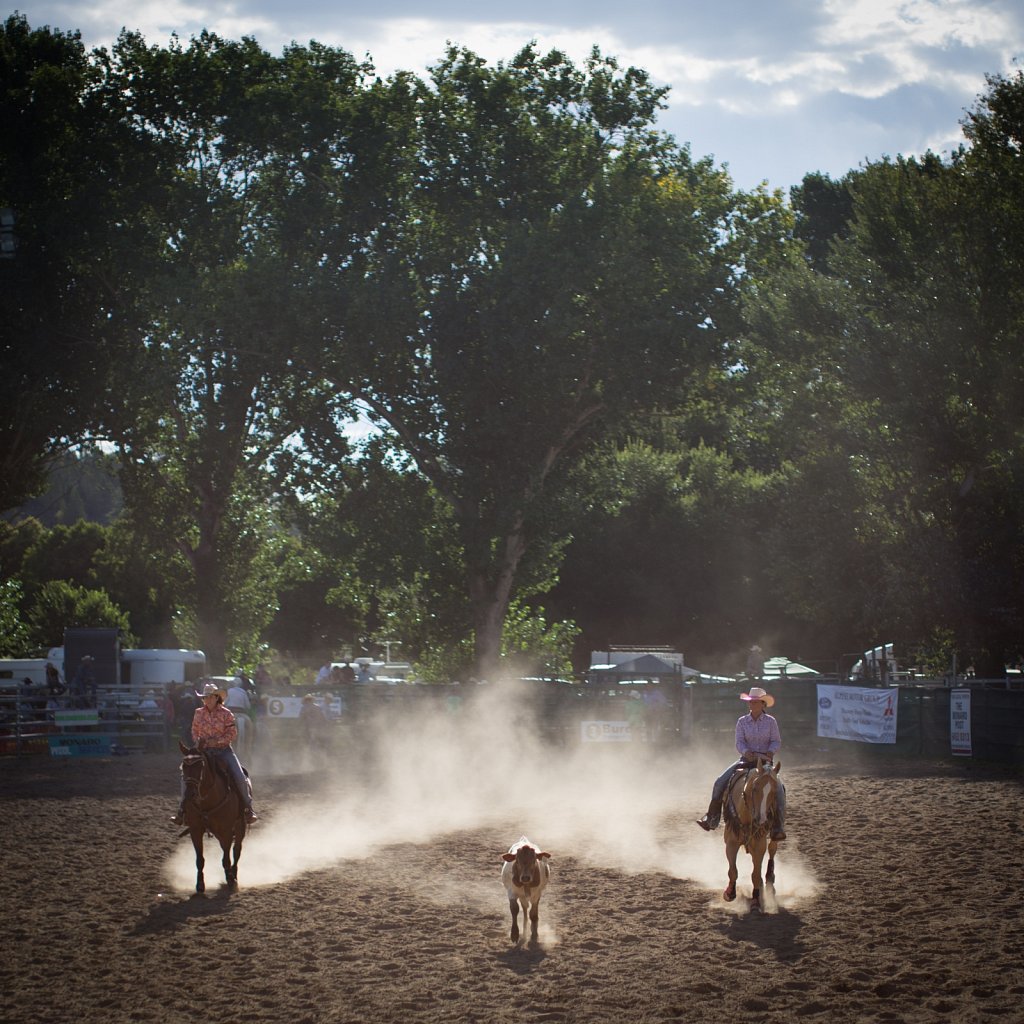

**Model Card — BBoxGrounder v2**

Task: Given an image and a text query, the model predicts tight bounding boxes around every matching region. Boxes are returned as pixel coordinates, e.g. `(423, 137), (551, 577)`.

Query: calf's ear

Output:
(502, 853), (517, 862)
(538, 852), (552, 859)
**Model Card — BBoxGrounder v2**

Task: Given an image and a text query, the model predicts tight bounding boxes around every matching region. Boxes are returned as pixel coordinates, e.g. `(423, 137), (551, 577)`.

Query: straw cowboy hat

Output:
(740, 686), (775, 707)
(195, 681), (227, 701)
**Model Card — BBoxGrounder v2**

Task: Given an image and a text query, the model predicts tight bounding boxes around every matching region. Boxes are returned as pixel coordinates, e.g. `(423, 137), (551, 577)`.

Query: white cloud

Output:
(15, 0), (1024, 190)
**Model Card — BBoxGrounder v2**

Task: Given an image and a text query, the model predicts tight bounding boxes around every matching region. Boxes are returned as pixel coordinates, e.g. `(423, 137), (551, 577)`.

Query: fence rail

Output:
(3, 677), (1022, 763)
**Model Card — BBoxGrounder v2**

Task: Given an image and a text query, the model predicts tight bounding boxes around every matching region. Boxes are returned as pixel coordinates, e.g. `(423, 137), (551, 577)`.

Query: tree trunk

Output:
(467, 528), (527, 681)
(180, 501), (229, 674)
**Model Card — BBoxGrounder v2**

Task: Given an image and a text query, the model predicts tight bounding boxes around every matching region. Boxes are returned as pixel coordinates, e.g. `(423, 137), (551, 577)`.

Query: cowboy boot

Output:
(170, 801), (185, 826)
(696, 799), (721, 831)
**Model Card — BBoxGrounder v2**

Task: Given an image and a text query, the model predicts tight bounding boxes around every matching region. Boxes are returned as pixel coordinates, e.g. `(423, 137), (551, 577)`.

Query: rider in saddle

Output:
(171, 681), (259, 825)
(696, 686), (786, 840)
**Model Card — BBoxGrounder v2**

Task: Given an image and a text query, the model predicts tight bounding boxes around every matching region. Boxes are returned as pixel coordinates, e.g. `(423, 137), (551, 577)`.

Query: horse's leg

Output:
(766, 837), (778, 885)
(191, 830), (205, 893)
(749, 837), (767, 909)
(220, 835), (233, 885)
(724, 837), (739, 901)
(229, 822), (243, 884)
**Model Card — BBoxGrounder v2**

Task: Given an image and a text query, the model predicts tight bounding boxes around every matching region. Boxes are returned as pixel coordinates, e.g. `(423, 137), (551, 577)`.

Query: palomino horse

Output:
(722, 758), (782, 908)
(177, 740), (246, 893)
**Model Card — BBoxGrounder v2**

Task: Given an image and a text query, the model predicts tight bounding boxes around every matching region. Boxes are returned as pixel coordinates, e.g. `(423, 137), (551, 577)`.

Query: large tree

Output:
(738, 71), (1024, 674)
(102, 31), (374, 670)
(0, 15), (164, 511)
(304, 44), (777, 678)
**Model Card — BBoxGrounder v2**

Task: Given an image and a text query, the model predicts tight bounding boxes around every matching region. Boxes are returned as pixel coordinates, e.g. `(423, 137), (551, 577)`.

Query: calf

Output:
(500, 836), (551, 943)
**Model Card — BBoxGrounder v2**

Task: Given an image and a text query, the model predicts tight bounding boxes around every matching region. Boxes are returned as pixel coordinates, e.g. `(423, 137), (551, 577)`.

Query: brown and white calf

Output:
(500, 835), (551, 943)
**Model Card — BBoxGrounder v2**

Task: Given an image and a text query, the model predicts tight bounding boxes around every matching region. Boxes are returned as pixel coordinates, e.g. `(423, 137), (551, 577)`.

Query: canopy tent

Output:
(762, 656), (819, 678)
(588, 653), (700, 682)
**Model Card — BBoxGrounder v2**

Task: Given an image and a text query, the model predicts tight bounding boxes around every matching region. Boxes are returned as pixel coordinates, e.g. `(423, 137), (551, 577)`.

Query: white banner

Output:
(265, 696), (343, 719)
(580, 720), (632, 742)
(816, 685), (898, 744)
(950, 689), (972, 756)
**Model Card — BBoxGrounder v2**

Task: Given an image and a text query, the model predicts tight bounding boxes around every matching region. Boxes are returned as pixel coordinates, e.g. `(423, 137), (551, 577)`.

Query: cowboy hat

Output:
(740, 686), (775, 707)
(195, 681), (227, 701)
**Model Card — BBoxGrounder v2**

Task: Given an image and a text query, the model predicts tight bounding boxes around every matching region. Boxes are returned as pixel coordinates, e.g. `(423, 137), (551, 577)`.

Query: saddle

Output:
(723, 760), (780, 836)
(202, 751), (252, 804)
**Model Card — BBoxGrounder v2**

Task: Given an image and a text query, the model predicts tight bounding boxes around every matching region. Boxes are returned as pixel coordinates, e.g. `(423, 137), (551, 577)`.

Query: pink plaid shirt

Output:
(191, 703), (238, 749)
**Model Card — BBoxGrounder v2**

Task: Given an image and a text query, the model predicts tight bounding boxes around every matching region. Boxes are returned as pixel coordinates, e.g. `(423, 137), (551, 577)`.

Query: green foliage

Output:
(25, 579), (135, 649)
(5, 13), (1021, 678)
(0, 16), (167, 512)
(0, 577), (30, 655)
(305, 43), (755, 674)
(19, 520), (108, 597)
(500, 600), (578, 680)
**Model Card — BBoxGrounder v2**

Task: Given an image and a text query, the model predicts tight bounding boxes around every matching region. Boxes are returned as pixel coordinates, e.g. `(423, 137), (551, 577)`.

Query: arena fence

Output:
(2, 677), (1022, 764)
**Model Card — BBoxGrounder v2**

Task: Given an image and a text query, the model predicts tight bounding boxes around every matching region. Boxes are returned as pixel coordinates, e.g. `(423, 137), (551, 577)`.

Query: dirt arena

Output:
(2, 692), (1022, 1024)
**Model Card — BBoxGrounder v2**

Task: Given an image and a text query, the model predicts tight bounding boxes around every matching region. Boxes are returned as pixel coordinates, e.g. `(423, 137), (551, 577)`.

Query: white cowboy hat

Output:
(740, 686), (775, 707)
(195, 681), (227, 701)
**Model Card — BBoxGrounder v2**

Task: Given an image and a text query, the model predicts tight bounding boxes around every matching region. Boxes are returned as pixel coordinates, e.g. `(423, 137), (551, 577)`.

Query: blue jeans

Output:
(181, 746), (253, 809)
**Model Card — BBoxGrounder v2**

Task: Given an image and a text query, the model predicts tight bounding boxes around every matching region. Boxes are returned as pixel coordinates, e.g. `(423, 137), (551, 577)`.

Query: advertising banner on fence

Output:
(265, 695), (344, 719)
(950, 689), (972, 756)
(816, 685), (898, 744)
(49, 734), (113, 757)
(580, 720), (632, 742)
(54, 709), (100, 726)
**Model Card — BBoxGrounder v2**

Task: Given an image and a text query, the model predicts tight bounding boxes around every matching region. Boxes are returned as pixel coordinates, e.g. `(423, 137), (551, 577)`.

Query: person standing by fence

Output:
(70, 656), (96, 708)
(225, 675), (253, 761)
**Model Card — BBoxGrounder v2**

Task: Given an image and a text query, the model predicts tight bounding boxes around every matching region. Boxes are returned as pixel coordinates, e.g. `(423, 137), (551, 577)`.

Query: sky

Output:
(14, 1), (1023, 193)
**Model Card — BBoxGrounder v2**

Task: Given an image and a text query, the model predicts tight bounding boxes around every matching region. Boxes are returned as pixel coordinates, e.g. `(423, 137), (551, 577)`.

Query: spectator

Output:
(745, 645), (764, 682)
(299, 694), (331, 751)
(70, 656), (97, 708)
(225, 675), (253, 761)
(338, 661), (356, 684)
(45, 661), (66, 697)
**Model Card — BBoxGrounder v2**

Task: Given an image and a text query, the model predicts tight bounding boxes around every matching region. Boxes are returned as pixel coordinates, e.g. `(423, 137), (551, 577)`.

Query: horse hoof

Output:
(723, 888), (736, 902)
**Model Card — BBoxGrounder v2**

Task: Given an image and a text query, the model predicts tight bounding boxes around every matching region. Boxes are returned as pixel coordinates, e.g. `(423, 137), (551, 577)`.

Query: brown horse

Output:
(722, 759), (782, 908)
(177, 740), (246, 893)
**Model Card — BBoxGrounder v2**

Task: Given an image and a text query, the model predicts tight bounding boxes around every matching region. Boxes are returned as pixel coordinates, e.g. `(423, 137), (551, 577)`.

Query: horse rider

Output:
(696, 685), (786, 840)
(171, 681), (259, 825)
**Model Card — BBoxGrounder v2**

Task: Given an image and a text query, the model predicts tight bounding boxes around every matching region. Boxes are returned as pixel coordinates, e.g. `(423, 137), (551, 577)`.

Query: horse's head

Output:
(178, 741), (206, 794)
(745, 761), (781, 827)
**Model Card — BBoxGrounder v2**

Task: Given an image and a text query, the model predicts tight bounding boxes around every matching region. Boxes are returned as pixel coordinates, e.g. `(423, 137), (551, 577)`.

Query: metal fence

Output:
(3, 676), (1022, 764)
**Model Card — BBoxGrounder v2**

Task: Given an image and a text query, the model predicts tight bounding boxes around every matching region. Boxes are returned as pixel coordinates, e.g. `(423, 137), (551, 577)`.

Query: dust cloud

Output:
(163, 682), (820, 904)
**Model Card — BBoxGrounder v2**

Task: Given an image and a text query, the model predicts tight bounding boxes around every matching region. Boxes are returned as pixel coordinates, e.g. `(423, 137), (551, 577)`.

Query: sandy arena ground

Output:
(2, 691), (1022, 1024)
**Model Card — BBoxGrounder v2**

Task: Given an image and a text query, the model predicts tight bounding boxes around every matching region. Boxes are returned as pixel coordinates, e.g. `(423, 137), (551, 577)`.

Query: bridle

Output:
(180, 750), (234, 818)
